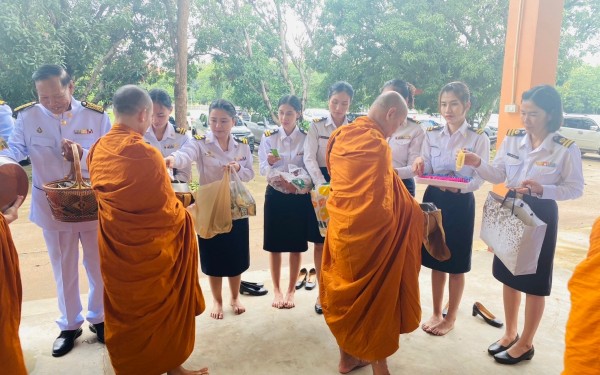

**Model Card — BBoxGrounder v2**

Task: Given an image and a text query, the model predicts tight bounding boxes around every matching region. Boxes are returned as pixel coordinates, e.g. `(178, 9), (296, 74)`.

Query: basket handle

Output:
(71, 143), (85, 188)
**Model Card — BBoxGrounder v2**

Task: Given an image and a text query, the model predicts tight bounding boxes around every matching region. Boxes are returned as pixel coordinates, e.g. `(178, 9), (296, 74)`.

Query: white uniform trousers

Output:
(42, 229), (104, 331)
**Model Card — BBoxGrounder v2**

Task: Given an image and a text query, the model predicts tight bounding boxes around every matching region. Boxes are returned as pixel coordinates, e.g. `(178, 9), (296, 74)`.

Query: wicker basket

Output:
(42, 143), (98, 222)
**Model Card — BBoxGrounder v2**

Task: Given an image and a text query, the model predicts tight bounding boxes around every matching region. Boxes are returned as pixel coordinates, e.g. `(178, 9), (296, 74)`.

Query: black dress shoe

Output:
(240, 282), (268, 296)
(494, 346), (534, 365)
(305, 268), (317, 290)
(241, 280), (264, 288)
(295, 268), (308, 290)
(473, 302), (504, 328)
(89, 322), (105, 344)
(314, 303), (323, 315)
(488, 334), (519, 355)
(52, 328), (83, 357)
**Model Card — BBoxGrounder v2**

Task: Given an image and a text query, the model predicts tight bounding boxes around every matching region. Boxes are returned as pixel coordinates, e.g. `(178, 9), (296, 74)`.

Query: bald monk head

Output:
(368, 91), (409, 137)
(112, 85), (153, 134)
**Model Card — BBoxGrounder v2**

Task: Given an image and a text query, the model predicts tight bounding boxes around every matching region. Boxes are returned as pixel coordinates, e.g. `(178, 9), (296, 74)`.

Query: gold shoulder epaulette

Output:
(553, 135), (575, 148)
(81, 101), (104, 113)
(408, 118), (421, 125)
(506, 128), (526, 136)
(427, 125), (443, 131)
(193, 134), (206, 141)
(12, 101), (36, 118)
(469, 127), (485, 135)
(234, 137), (249, 144)
(175, 127), (187, 135)
(313, 116), (327, 123)
(264, 128), (279, 137)
(0, 137), (8, 151)
(0, 100), (5, 105)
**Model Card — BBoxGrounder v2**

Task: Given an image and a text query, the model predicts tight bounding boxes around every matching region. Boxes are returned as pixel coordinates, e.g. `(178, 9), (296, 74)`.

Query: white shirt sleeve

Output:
(2, 114), (29, 162)
(303, 123), (326, 186)
(462, 134), (490, 193)
(541, 145), (584, 201)
(258, 134), (277, 176)
(396, 129), (424, 179)
(172, 140), (200, 170)
(420, 132), (434, 175)
(475, 138), (508, 184)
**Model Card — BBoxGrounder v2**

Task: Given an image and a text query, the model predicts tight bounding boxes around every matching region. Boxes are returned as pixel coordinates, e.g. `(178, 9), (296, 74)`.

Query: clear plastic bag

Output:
(267, 164), (314, 195)
(187, 168), (232, 239)
(230, 167), (256, 220)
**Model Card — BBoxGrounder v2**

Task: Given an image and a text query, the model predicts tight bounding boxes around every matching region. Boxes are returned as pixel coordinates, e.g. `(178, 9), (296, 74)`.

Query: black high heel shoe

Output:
(488, 334), (519, 355)
(240, 281), (268, 296)
(494, 346), (534, 365)
(472, 302), (504, 328)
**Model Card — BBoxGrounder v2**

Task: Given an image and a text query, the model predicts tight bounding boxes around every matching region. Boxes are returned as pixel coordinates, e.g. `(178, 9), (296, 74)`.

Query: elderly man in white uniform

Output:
(1, 64), (111, 357)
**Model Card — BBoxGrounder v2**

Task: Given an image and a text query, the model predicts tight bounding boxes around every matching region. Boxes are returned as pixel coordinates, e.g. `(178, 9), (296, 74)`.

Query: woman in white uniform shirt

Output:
(413, 81), (490, 336)
(382, 79), (424, 196)
(166, 99), (254, 320)
(303, 81), (354, 314)
(463, 85), (583, 364)
(259, 95), (322, 309)
(144, 89), (192, 182)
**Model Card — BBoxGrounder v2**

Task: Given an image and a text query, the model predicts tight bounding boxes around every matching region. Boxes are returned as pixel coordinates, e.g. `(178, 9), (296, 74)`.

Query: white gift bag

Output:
(480, 191), (547, 276)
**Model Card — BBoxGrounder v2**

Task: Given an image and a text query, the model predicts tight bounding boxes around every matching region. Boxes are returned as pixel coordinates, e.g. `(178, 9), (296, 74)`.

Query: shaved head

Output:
(368, 91), (409, 137)
(112, 85), (153, 134)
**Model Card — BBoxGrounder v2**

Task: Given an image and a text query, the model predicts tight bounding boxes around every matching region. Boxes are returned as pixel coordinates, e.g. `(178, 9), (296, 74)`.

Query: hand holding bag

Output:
(480, 190), (547, 275)
(187, 168), (232, 239)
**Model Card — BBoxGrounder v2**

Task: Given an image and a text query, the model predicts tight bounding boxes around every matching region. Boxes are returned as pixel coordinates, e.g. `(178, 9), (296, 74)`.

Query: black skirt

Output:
(421, 186), (475, 274)
(197, 218), (250, 277)
(401, 178), (416, 197)
(493, 194), (558, 296)
(264, 185), (317, 252)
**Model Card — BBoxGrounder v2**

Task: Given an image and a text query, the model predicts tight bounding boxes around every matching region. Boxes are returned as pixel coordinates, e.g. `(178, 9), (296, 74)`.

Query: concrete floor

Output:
(20, 246), (573, 375)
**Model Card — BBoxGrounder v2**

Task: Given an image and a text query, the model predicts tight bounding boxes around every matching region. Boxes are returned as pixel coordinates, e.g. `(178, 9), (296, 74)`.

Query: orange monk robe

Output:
(0, 215), (27, 375)
(320, 116), (424, 361)
(88, 124), (205, 375)
(563, 217), (600, 375)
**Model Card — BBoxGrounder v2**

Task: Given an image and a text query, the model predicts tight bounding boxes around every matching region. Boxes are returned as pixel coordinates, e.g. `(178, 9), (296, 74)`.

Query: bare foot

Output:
(210, 301), (224, 320)
(428, 317), (455, 336)
(166, 365), (209, 375)
(272, 290), (285, 309)
(284, 291), (295, 308)
(421, 314), (443, 332)
(338, 357), (369, 374)
(230, 298), (246, 315)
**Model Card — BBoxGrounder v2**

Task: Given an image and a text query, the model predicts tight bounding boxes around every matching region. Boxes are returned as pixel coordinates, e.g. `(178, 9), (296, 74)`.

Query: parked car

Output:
(303, 108), (329, 122)
(560, 115), (600, 155)
(196, 116), (255, 153)
(246, 114), (278, 144)
(483, 114), (499, 144)
(347, 112), (367, 122)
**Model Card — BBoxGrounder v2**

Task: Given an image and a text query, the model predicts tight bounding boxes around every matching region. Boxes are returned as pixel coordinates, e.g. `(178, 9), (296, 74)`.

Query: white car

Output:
(560, 115), (600, 155)
(303, 108), (329, 122)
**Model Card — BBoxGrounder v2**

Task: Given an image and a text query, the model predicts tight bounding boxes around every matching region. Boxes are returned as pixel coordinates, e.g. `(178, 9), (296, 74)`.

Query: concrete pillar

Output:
(494, 0), (564, 193)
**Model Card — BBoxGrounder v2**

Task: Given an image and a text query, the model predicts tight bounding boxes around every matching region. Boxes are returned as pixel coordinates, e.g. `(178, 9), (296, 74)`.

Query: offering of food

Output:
(271, 148), (280, 158)
(415, 174), (472, 190)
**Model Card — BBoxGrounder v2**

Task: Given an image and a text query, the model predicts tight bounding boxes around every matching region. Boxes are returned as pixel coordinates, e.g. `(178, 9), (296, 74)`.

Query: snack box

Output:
(415, 174), (472, 190)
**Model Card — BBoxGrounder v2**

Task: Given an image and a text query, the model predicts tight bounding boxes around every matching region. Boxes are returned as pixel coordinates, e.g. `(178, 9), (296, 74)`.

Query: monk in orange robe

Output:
(321, 92), (425, 375)
(563, 217), (600, 375)
(0, 195), (26, 375)
(88, 85), (207, 375)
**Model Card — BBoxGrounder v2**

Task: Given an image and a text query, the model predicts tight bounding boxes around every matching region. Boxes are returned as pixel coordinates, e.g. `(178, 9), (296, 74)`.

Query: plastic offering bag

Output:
(267, 164), (314, 195)
(187, 168), (232, 239)
(230, 167), (256, 220)
(310, 183), (330, 237)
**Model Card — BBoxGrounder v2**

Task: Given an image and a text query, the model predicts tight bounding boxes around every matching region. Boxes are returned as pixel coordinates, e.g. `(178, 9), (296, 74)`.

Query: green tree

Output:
(559, 64), (600, 113)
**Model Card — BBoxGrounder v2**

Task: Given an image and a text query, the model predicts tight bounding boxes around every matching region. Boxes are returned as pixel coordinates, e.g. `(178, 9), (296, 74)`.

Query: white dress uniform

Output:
(1, 98), (111, 330)
(303, 114), (349, 187)
(475, 129), (584, 200)
(474, 129), (583, 296)
(421, 121), (490, 193)
(171, 131), (254, 185)
(388, 118), (425, 196)
(258, 126), (307, 176)
(0, 100), (13, 144)
(143, 124), (192, 182)
(420, 121), (490, 274)
(170, 131), (254, 277)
